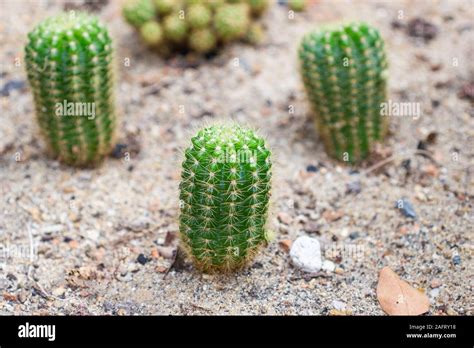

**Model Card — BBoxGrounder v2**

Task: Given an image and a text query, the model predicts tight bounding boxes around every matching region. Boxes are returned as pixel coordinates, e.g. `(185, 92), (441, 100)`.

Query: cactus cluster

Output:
(122, 0), (269, 55)
(25, 13), (117, 166)
(298, 22), (389, 162)
(179, 124), (272, 272)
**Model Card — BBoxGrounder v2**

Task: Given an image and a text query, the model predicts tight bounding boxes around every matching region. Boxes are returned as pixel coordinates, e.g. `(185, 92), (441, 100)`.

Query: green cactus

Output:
(163, 14), (188, 43)
(25, 13), (117, 166)
(247, 0), (269, 17)
(214, 3), (250, 42)
(179, 124), (272, 272)
(189, 28), (216, 53)
(140, 21), (163, 46)
(288, 0), (306, 12)
(298, 22), (389, 163)
(122, 0), (155, 27)
(186, 3), (212, 29)
(154, 0), (176, 15)
(245, 22), (265, 45)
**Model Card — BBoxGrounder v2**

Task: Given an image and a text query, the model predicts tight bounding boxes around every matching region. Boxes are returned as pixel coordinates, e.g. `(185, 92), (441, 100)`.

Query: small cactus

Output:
(214, 3), (250, 42)
(247, 0), (269, 17)
(189, 28), (217, 53)
(154, 0), (176, 15)
(288, 0), (306, 12)
(163, 14), (188, 43)
(245, 22), (265, 45)
(25, 13), (117, 166)
(122, 0), (155, 27)
(179, 124), (272, 272)
(186, 3), (212, 29)
(298, 22), (389, 162)
(140, 21), (163, 46)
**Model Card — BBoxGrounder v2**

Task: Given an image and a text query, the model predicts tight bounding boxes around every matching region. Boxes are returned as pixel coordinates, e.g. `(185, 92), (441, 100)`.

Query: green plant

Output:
(154, 0), (176, 15)
(214, 3), (250, 42)
(179, 124), (272, 272)
(140, 21), (163, 46)
(189, 28), (216, 53)
(25, 13), (117, 166)
(163, 14), (188, 43)
(288, 0), (306, 12)
(122, 0), (155, 27)
(245, 22), (265, 45)
(247, 0), (269, 16)
(298, 22), (389, 162)
(186, 3), (212, 29)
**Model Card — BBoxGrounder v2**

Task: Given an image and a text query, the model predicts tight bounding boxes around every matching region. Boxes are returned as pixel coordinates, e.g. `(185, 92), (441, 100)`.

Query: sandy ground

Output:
(0, 0), (473, 315)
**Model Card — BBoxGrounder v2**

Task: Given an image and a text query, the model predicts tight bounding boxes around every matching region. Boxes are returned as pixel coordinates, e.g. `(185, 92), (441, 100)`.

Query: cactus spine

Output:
(298, 22), (389, 162)
(179, 124), (272, 272)
(25, 13), (116, 166)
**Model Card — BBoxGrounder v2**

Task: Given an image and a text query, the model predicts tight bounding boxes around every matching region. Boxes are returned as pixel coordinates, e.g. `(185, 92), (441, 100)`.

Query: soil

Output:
(0, 0), (472, 315)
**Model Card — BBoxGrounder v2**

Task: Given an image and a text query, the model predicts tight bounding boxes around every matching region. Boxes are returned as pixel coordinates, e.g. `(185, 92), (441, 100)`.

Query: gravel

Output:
(0, 0), (472, 315)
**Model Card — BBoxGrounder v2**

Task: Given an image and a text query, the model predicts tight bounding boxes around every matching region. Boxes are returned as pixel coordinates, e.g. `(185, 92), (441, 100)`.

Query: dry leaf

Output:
(377, 267), (430, 315)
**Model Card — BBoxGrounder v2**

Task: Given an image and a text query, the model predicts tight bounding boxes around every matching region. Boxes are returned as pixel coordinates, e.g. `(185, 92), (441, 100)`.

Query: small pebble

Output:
(277, 212), (292, 225)
(395, 198), (417, 219)
(306, 164), (318, 173)
(407, 18), (438, 41)
(349, 231), (360, 240)
(332, 300), (347, 311)
(289, 236), (322, 273)
(346, 180), (361, 195)
(322, 260), (335, 272)
(430, 278), (442, 288)
(452, 255), (461, 265)
(137, 254), (149, 265)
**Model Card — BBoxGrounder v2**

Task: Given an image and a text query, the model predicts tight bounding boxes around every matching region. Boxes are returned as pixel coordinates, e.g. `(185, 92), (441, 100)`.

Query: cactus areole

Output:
(299, 22), (389, 163)
(25, 13), (116, 166)
(179, 124), (272, 272)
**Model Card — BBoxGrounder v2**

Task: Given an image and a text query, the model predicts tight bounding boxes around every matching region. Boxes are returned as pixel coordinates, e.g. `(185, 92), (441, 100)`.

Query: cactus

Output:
(179, 124), (272, 272)
(214, 3), (250, 42)
(154, 0), (176, 15)
(288, 0), (306, 12)
(186, 4), (212, 29)
(298, 22), (389, 163)
(163, 14), (188, 43)
(25, 13), (117, 166)
(247, 0), (269, 17)
(245, 22), (265, 45)
(140, 21), (163, 46)
(122, 0), (155, 27)
(189, 28), (216, 53)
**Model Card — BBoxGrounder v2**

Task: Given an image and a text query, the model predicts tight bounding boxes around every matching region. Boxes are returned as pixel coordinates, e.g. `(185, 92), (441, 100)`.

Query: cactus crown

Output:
(299, 22), (388, 163)
(179, 124), (272, 272)
(25, 13), (116, 166)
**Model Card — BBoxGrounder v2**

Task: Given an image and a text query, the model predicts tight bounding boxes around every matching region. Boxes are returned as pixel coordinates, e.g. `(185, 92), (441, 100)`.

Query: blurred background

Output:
(0, 0), (472, 315)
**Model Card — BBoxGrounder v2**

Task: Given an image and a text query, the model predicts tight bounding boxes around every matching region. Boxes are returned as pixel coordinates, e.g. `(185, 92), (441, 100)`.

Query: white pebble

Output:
(289, 236), (322, 273)
(322, 260), (336, 272)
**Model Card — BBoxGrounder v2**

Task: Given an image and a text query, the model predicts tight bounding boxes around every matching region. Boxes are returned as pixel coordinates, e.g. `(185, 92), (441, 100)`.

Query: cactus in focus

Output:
(123, 0), (155, 27)
(140, 21), (163, 46)
(298, 22), (389, 162)
(214, 3), (250, 42)
(179, 124), (272, 272)
(25, 13), (117, 166)
(189, 29), (217, 53)
(187, 4), (212, 29)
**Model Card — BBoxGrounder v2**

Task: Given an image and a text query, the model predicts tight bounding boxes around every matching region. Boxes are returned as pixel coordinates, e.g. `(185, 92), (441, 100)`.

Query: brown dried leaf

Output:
(377, 267), (430, 315)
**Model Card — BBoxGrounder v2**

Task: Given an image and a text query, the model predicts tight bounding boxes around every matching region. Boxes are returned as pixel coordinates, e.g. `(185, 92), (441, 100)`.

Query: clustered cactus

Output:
(179, 124), (272, 272)
(25, 13), (117, 166)
(122, 0), (269, 55)
(298, 22), (389, 162)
